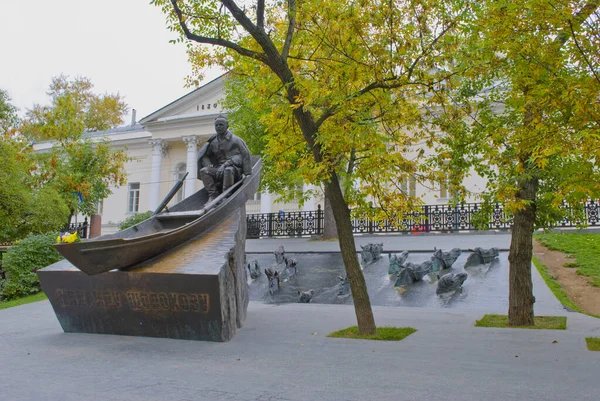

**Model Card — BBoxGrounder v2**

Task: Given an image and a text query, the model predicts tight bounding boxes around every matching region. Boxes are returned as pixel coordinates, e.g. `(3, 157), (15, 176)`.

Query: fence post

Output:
(82, 217), (88, 239)
(317, 204), (322, 235)
(267, 212), (273, 237)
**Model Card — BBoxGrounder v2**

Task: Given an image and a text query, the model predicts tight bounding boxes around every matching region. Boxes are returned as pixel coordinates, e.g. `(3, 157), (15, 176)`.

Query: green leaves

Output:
(0, 89), (19, 136)
(23, 75), (127, 142)
(1, 233), (64, 300)
(433, 0), (600, 227)
(4, 76), (130, 229)
(204, 1), (471, 217)
(0, 140), (70, 243)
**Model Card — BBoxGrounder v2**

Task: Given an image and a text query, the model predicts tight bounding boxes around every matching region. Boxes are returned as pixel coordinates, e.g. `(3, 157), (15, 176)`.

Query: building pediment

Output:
(139, 74), (227, 128)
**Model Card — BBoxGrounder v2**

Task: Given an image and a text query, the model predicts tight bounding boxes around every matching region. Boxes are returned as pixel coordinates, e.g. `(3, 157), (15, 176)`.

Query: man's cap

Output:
(214, 115), (228, 124)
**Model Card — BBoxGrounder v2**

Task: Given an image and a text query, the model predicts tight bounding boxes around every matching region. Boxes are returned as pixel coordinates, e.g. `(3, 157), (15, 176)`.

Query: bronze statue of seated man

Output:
(197, 116), (252, 202)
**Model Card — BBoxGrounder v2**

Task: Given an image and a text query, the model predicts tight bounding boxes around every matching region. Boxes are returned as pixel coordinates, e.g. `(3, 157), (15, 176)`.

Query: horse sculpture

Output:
(394, 260), (433, 287)
(430, 248), (462, 272)
(264, 268), (280, 295)
(274, 245), (286, 264)
(246, 259), (261, 279)
(388, 251), (409, 275)
(436, 272), (468, 295)
(283, 256), (298, 277)
(464, 247), (500, 268)
(361, 243), (384, 264)
(337, 275), (350, 296)
(298, 290), (314, 303)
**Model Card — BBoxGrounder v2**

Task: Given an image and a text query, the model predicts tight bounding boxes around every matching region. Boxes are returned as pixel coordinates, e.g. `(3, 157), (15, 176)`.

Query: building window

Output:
(401, 175), (417, 198)
(174, 163), (187, 204)
(128, 183), (140, 213)
(439, 176), (456, 199)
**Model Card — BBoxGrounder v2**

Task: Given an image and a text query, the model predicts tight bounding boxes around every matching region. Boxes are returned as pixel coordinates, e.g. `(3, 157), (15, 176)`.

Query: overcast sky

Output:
(0, 0), (223, 125)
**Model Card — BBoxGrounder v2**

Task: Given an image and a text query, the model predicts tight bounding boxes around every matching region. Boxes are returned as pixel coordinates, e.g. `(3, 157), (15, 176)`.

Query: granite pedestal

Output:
(37, 209), (248, 342)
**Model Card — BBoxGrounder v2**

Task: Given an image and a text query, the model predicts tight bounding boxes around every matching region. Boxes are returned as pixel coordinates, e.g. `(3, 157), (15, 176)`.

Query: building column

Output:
(149, 139), (168, 211)
(260, 191), (272, 214)
(182, 135), (199, 198)
(302, 184), (316, 211)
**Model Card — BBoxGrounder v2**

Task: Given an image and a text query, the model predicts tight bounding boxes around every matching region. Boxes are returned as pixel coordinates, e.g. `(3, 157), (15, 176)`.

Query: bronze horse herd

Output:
(247, 244), (500, 303)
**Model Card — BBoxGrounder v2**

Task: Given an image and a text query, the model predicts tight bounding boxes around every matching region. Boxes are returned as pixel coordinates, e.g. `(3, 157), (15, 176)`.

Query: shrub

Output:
(119, 211), (152, 230)
(0, 233), (64, 300)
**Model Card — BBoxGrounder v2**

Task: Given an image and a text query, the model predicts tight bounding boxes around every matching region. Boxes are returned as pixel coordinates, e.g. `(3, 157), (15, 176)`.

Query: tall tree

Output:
(22, 76), (130, 219)
(0, 92), (70, 242)
(154, 0), (467, 334)
(433, 0), (600, 325)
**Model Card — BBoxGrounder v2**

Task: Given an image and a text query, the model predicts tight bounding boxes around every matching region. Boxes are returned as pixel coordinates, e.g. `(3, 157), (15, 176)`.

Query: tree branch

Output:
(406, 17), (458, 80)
(346, 147), (357, 177)
(170, 0), (266, 61)
(568, 19), (600, 84)
(220, 0), (291, 77)
(282, 0), (296, 60)
(552, 1), (600, 48)
(257, 0), (265, 29)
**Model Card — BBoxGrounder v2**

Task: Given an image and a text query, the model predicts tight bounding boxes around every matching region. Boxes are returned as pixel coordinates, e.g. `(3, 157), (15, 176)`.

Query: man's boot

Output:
(199, 167), (218, 202)
(223, 168), (235, 191)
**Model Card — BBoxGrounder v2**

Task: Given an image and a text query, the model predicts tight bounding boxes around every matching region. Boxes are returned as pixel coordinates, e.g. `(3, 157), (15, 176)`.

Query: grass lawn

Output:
(532, 256), (584, 313)
(585, 337), (600, 351)
(475, 314), (567, 329)
(535, 231), (600, 287)
(0, 292), (48, 310)
(328, 326), (416, 341)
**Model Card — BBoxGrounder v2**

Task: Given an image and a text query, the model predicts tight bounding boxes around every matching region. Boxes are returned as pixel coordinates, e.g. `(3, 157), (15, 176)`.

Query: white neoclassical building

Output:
(34, 74), (487, 235)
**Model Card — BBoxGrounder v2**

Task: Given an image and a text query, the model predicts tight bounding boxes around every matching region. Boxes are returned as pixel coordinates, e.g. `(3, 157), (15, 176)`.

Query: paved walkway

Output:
(1, 300), (599, 401)
(2, 233), (599, 401)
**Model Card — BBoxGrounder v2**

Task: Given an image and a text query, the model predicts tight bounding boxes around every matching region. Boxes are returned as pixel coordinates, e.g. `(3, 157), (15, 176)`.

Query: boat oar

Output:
(199, 176), (245, 212)
(155, 175), (246, 220)
(153, 172), (189, 215)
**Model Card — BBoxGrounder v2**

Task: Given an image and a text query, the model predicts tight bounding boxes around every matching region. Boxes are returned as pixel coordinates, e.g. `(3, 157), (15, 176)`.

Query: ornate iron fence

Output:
(247, 200), (599, 238)
(247, 207), (323, 238)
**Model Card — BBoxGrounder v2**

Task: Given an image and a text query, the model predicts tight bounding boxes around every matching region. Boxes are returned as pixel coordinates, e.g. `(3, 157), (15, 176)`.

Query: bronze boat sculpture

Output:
(54, 157), (262, 276)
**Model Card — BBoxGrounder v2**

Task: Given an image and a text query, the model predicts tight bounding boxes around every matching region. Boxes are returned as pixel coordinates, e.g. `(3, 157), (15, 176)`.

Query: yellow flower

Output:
(57, 232), (80, 244)
(56, 236), (61, 243)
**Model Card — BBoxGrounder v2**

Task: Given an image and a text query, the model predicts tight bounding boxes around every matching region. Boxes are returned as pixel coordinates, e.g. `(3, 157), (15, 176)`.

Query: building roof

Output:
(139, 73), (228, 125)
(82, 123), (146, 138)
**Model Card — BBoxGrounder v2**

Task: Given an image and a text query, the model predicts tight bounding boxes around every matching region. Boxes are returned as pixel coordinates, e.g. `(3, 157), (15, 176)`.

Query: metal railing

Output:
(247, 207), (323, 238)
(65, 217), (89, 239)
(246, 200), (600, 238)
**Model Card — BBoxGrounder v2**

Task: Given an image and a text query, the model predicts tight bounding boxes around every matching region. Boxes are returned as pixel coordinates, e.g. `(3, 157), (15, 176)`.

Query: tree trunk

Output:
(324, 175), (376, 335)
(322, 193), (338, 239)
(507, 176), (538, 326)
(67, 210), (75, 227)
(270, 53), (375, 334)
